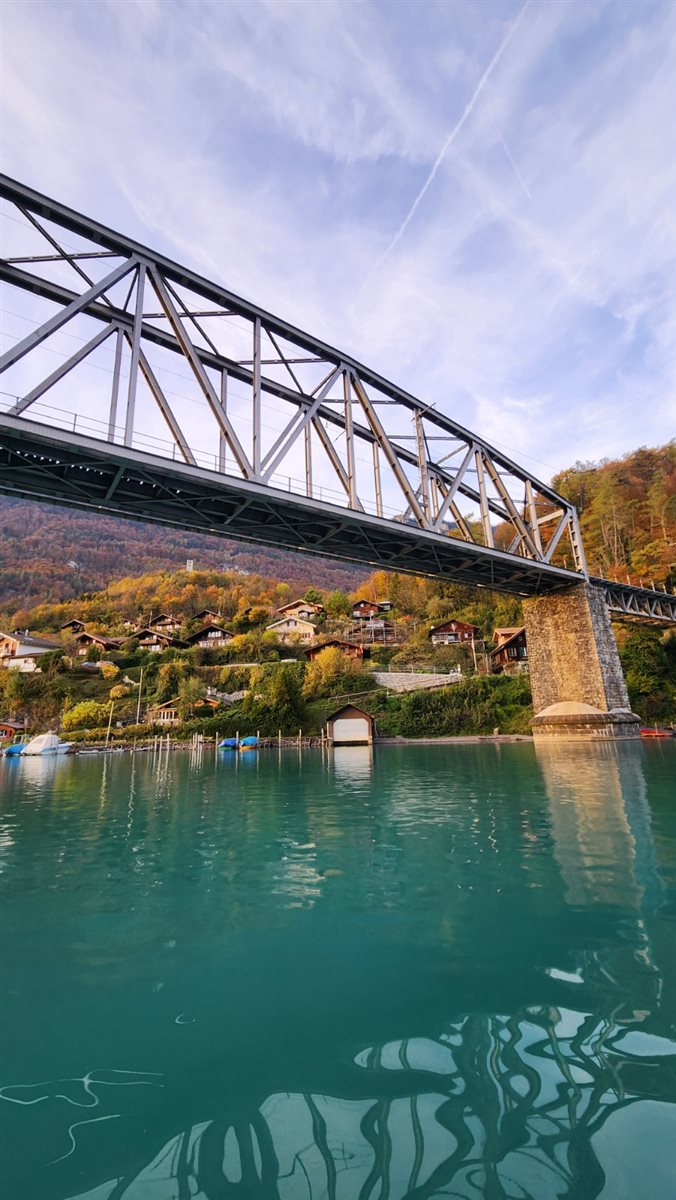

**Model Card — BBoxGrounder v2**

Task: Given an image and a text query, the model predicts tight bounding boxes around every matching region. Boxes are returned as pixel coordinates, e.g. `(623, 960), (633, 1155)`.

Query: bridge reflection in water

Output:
(58, 744), (674, 1200)
(71, 1003), (674, 1200)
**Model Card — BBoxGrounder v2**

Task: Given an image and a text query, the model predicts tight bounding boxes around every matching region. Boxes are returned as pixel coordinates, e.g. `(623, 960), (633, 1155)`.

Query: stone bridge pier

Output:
(523, 583), (641, 738)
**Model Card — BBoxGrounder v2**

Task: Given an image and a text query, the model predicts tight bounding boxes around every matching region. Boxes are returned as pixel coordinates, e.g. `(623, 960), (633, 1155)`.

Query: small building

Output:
(491, 627), (528, 674)
(60, 618), (85, 634)
(146, 699), (180, 725)
(304, 638), (369, 662)
(145, 696), (218, 725)
(194, 608), (221, 624)
(326, 704), (375, 746)
(148, 613), (182, 635)
(0, 630), (61, 672)
(344, 618), (401, 646)
(132, 628), (188, 653)
(0, 719), (25, 741)
(352, 599), (387, 620)
(185, 624), (234, 649)
(265, 616), (316, 643)
(428, 619), (480, 646)
(275, 599), (324, 621)
(493, 627), (524, 646)
(73, 631), (123, 657)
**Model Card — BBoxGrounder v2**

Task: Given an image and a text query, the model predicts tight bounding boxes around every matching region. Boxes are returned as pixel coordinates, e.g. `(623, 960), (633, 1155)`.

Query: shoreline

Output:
(3, 732), (534, 756)
(376, 734), (532, 745)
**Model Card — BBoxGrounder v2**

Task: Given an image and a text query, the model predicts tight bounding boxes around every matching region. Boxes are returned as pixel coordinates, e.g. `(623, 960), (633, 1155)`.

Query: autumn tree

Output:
(62, 701), (111, 731)
(302, 647), (370, 699)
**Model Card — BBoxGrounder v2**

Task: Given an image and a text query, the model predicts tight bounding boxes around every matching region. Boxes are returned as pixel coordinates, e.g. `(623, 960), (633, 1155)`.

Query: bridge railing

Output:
(0, 391), (407, 522)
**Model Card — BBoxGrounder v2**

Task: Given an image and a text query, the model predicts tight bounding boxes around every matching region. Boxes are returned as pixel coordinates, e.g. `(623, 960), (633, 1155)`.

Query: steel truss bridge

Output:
(0, 176), (674, 624)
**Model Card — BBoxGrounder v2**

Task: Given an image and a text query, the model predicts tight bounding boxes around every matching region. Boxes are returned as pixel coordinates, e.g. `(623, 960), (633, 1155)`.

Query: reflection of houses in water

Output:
(71, 1008), (675, 1200)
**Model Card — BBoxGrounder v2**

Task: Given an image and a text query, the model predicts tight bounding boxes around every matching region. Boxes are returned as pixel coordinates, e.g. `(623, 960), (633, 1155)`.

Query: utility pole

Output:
(136, 666), (144, 725)
(105, 701), (114, 746)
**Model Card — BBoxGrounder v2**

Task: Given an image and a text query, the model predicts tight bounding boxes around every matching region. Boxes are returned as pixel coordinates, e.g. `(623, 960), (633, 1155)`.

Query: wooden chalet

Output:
(304, 638), (369, 662)
(275, 598), (324, 621)
(265, 616), (316, 643)
(148, 613), (182, 635)
(146, 696), (219, 725)
(493, 627), (524, 644)
(145, 698), (180, 725)
(0, 630), (61, 672)
(491, 627), (528, 674)
(131, 628), (189, 652)
(185, 624), (234, 649)
(0, 719), (25, 740)
(342, 618), (402, 646)
(60, 618), (85, 633)
(194, 608), (221, 624)
(428, 618), (480, 646)
(352, 599), (391, 620)
(73, 631), (123, 656)
(326, 704), (375, 745)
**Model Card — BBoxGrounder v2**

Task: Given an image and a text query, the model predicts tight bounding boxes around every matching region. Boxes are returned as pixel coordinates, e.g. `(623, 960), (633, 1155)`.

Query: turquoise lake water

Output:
(0, 741), (675, 1199)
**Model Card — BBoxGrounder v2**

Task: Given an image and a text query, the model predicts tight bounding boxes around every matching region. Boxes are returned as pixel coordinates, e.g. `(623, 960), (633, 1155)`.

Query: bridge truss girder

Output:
(0, 174), (590, 594)
(1, 175), (674, 623)
(596, 578), (676, 626)
(0, 414), (585, 595)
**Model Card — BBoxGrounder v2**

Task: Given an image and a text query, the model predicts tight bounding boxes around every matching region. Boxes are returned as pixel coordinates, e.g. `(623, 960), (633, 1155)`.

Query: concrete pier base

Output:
(523, 583), (641, 739)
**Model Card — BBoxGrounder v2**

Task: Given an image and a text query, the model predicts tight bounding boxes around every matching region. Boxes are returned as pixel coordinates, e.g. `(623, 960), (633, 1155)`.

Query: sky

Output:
(1, 0), (675, 484)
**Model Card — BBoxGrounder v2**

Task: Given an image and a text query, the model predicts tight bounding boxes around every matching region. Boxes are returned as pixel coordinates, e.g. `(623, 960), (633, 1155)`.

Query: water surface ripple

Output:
(0, 741), (675, 1199)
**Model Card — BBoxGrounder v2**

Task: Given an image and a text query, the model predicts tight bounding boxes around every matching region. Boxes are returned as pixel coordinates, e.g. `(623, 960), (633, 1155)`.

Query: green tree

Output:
(154, 661), (186, 702)
(241, 663), (306, 734)
(324, 590), (351, 618)
(619, 628), (675, 721)
(178, 676), (204, 719)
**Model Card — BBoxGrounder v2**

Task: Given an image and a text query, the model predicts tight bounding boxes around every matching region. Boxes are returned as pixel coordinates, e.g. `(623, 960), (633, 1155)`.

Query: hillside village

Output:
(0, 570), (538, 743)
(1, 443), (674, 741)
(1, 559), (673, 744)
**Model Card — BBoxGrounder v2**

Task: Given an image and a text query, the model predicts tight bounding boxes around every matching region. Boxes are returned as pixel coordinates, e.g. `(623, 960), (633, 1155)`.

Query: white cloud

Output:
(0, 0), (674, 489)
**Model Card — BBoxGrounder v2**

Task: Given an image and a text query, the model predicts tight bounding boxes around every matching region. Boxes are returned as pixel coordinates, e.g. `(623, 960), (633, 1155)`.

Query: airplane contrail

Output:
(365, 0), (532, 283)
(497, 126), (532, 201)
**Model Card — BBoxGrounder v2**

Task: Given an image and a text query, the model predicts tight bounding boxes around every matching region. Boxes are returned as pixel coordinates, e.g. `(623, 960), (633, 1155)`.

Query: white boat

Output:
(20, 732), (73, 756)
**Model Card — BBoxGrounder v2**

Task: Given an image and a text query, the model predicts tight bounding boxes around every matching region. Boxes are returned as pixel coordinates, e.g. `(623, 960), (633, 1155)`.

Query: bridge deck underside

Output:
(0, 418), (581, 596)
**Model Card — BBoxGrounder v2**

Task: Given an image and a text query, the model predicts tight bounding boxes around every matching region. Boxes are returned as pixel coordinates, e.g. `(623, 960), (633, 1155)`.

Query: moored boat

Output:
(239, 736), (259, 750)
(219, 737), (238, 750)
(639, 727), (673, 739)
(3, 738), (29, 757)
(20, 732), (74, 755)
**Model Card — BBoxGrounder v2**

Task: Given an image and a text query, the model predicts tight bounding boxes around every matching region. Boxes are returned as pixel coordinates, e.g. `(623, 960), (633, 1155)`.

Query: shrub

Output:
(62, 700), (111, 731)
(397, 676), (532, 738)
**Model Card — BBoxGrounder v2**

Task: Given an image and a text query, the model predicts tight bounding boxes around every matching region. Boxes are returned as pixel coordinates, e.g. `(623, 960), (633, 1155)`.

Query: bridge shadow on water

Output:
(0, 741), (674, 1199)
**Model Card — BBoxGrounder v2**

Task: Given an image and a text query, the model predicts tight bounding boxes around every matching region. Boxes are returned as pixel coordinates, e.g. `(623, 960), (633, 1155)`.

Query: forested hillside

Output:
(553, 443), (675, 586)
(0, 497), (364, 607)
